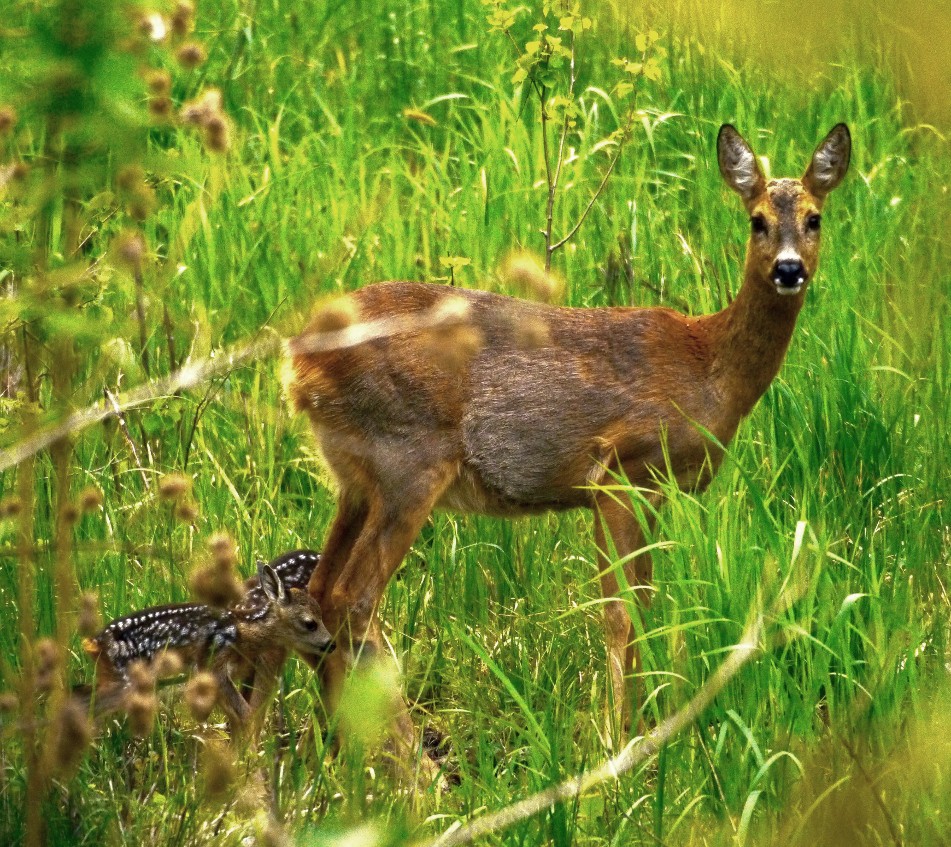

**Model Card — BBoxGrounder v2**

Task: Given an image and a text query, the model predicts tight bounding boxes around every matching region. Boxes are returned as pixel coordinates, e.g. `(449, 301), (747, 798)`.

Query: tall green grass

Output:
(1, 0), (948, 844)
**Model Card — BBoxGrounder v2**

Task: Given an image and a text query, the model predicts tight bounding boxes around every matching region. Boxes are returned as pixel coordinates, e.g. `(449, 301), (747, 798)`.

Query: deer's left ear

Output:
(259, 563), (287, 603)
(803, 124), (851, 198)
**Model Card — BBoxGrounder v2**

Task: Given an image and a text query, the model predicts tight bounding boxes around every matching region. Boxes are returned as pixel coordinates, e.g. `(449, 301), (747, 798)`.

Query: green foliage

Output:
(0, 0), (949, 845)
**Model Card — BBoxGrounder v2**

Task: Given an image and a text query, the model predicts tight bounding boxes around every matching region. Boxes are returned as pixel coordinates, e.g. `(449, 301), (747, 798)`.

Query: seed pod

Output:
(176, 499), (199, 523)
(125, 689), (158, 736)
(51, 699), (93, 777)
(35, 638), (61, 692)
(0, 496), (22, 518)
(77, 591), (101, 638)
(158, 472), (191, 501)
(78, 486), (104, 513)
(204, 115), (230, 153)
(171, 1), (194, 37)
(176, 42), (207, 69)
(185, 671), (218, 721)
(152, 649), (184, 678)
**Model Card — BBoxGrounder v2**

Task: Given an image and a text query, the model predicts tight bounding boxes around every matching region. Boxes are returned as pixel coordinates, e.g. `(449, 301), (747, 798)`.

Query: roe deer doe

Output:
(288, 123), (850, 761)
(81, 556), (331, 740)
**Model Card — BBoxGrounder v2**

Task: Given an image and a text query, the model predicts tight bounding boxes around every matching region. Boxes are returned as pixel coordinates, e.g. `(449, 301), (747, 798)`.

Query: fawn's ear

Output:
(259, 563), (287, 603)
(802, 123), (851, 198)
(718, 124), (766, 204)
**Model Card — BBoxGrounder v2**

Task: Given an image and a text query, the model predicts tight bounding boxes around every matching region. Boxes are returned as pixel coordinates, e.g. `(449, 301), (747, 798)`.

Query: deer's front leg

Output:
(594, 489), (658, 745)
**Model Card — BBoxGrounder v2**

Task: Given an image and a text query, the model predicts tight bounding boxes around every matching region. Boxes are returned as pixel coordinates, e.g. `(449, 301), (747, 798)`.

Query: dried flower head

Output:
(0, 692), (18, 713)
(78, 485), (104, 513)
(127, 658), (156, 694)
(125, 689), (158, 736)
(116, 164), (146, 193)
(0, 496), (22, 518)
(0, 105), (16, 134)
(35, 638), (61, 692)
(501, 252), (564, 304)
(185, 670), (218, 721)
(51, 699), (93, 777)
(114, 229), (146, 272)
(145, 69), (172, 96)
(158, 472), (191, 501)
(309, 296), (359, 334)
(180, 89), (222, 127)
(189, 555), (243, 608)
(171, 1), (195, 37)
(421, 322), (484, 373)
(176, 41), (207, 69)
(139, 12), (168, 42)
(176, 499), (199, 523)
(201, 739), (236, 803)
(149, 95), (174, 121)
(78, 591), (102, 638)
(513, 315), (552, 349)
(208, 531), (237, 562)
(153, 649), (184, 678)
(60, 502), (81, 526)
(204, 114), (230, 153)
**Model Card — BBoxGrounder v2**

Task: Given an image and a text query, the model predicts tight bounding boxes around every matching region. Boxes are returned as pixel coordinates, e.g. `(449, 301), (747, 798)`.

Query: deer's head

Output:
(718, 123), (851, 297)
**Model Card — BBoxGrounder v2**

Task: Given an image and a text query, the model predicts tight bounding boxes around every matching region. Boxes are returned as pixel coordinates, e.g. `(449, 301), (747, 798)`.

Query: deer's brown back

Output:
(292, 283), (728, 514)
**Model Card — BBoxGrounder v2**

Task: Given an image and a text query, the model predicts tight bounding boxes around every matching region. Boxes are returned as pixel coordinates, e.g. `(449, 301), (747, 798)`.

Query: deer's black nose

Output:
(773, 259), (806, 288)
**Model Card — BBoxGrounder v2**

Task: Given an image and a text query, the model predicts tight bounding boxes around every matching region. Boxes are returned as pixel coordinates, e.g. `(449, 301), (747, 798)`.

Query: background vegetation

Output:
(0, 0), (948, 844)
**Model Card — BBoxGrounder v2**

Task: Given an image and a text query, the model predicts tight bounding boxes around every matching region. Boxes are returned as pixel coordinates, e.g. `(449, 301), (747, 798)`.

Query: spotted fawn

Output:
(82, 552), (330, 740)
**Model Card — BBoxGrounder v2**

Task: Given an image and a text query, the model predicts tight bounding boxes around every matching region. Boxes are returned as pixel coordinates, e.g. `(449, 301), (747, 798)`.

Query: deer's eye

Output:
(751, 214), (768, 235)
(301, 618), (320, 632)
(806, 213), (821, 232)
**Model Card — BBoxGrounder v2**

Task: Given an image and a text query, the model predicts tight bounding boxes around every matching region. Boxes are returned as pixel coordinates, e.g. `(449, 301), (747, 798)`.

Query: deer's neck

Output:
(703, 258), (805, 418)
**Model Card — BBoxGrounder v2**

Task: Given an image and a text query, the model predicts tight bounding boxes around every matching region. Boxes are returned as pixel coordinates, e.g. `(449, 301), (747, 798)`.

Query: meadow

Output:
(0, 0), (949, 844)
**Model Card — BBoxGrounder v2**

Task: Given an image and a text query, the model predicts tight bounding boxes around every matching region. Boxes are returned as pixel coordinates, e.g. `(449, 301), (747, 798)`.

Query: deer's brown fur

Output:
(289, 124), (850, 761)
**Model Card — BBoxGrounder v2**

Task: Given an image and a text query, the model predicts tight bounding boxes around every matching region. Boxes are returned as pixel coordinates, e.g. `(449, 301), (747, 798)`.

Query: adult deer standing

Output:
(289, 124), (850, 764)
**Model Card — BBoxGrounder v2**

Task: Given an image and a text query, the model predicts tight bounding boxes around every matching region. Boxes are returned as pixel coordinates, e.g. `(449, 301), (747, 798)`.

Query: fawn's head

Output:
(718, 123), (851, 297)
(257, 563), (333, 656)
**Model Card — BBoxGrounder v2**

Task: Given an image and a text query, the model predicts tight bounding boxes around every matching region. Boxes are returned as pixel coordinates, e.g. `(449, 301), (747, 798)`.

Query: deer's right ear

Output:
(718, 124), (766, 204)
(259, 564), (287, 603)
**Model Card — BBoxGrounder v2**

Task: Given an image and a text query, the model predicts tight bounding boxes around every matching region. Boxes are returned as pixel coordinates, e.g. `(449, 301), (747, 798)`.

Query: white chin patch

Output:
(774, 280), (805, 295)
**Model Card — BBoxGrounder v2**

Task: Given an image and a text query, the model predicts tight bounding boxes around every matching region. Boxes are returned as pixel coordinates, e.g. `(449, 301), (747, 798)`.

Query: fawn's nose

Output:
(773, 259), (807, 291)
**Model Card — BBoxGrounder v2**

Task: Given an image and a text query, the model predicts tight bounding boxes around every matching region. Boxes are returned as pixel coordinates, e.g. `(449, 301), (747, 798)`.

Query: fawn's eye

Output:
(805, 213), (821, 232)
(302, 618), (320, 632)
(751, 214), (768, 235)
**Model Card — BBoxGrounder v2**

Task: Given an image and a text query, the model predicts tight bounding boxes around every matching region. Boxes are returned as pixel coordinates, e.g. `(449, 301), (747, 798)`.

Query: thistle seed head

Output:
(158, 472), (191, 501)
(78, 591), (102, 638)
(176, 42), (207, 69)
(185, 670), (218, 721)
(51, 699), (93, 777)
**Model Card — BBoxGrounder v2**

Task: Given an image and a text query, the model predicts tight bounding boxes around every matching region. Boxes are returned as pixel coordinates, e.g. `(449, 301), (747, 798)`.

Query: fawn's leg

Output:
(240, 650), (286, 746)
(216, 670), (254, 737)
(594, 489), (658, 744)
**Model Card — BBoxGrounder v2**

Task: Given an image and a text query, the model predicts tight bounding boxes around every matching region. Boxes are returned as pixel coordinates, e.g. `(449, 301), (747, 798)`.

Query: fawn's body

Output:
(83, 553), (329, 738)
(290, 124), (851, 762)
